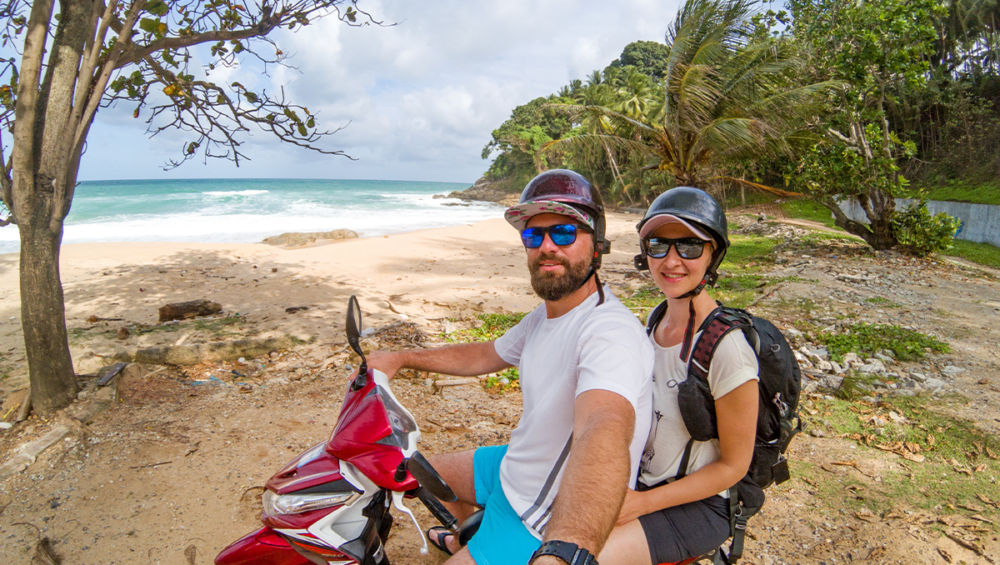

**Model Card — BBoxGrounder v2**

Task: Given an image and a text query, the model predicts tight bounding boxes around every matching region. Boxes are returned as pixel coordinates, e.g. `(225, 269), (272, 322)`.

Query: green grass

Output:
(907, 178), (1000, 206)
(946, 240), (1000, 270)
(799, 394), (1000, 519)
(798, 231), (862, 245)
(863, 296), (902, 308)
(723, 234), (778, 266)
(814, 323), (950, 362)
(619, 285), (664, 323)
(780, 199), (838, 228)
(447, 312), (526, 391)
(447, 312), (527, 343)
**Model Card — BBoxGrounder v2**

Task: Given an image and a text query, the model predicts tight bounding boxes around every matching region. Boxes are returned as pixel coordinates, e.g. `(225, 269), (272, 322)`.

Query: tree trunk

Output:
(17, 210), (77, 413)
(740, 185), (746, 207)
(820, 196), (898, 251)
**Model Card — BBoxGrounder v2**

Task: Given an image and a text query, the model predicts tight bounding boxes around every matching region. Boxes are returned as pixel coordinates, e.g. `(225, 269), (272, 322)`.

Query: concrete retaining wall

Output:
(837, 198), (1000, 247)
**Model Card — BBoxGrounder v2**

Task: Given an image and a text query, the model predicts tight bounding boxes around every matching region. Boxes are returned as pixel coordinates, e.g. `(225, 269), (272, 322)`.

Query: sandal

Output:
(426, 526), (455, 556)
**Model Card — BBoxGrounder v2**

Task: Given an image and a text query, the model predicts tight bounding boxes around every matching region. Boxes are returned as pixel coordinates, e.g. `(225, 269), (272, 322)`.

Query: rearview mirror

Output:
(407, 451), (458, 502)
(346, 295), (368, 388)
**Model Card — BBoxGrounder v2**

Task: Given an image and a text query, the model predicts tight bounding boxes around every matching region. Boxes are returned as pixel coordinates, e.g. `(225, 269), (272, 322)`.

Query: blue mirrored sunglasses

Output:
(644, 237), (710, 259)
(520, 224), (592, 248)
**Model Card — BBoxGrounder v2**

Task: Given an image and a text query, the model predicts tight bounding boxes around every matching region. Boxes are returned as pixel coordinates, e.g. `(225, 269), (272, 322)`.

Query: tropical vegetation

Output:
(481, 0), (998, 251)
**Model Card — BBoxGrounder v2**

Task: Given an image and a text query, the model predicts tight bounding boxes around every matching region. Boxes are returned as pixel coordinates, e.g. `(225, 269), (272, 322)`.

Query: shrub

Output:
(890, 200), (960, 256)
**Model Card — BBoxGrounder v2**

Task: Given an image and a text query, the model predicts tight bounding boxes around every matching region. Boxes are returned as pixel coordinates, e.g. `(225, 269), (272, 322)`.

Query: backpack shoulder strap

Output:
(645, 300), (669, 336)
(687, 309), (749, 384)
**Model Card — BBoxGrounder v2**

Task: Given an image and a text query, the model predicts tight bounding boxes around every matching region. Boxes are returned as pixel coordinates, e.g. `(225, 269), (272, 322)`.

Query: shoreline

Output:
(0, 213), (645, 396)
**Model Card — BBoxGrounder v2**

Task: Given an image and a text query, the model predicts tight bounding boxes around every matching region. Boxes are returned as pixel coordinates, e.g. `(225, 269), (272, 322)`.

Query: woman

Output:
(599, 187), (759, 565)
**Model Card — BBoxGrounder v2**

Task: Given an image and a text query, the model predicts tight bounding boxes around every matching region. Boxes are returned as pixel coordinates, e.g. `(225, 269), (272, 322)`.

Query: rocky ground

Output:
(1, 217), (1000, 564)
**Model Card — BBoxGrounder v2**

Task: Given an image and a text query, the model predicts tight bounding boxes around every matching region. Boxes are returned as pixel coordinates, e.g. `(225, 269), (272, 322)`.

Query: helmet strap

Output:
(680, 300), (697, 363)
(575, 267), (605, 306)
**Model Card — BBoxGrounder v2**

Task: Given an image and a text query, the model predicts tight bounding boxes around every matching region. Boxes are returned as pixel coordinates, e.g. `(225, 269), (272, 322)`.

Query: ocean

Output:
(0, 178), (505, 254)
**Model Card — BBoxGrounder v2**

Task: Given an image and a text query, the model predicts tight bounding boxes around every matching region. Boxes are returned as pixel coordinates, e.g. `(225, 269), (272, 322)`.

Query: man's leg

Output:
(427, 450), (478, 555)
(443, 547), (478, 565)
(427, 450), (479, 522)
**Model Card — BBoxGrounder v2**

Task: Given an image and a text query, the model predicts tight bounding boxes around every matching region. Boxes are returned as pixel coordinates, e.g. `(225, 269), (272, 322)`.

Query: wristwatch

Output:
(529, 540), (599, 565)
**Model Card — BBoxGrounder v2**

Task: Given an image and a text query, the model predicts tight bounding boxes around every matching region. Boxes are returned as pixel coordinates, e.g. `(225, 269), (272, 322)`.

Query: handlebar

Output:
(415, 487), (458, 531)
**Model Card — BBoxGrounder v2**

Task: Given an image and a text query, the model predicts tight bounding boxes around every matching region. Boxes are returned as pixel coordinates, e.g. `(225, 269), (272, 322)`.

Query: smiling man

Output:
(367, 170), (653, 565)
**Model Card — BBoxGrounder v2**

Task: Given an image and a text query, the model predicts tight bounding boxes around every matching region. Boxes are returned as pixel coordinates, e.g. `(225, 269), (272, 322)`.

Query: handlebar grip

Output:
(416, 487), (458, 531)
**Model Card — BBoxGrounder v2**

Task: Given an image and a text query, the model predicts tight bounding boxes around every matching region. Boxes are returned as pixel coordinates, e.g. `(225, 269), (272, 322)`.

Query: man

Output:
(367, 169), (653, 565)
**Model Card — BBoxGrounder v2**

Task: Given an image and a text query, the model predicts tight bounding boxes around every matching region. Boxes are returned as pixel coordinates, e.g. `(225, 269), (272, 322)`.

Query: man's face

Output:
(524, 213), (594, 301)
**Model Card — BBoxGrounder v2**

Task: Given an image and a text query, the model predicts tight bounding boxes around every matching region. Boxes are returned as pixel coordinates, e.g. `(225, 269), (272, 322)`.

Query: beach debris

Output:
(158, 299), (223, 322)
(113, 336), (297, 365)
(0, 424), (74, 481)
(285, 306), (309, 313)
(272, 268), (278, 272)
(87, 315), (124, 323)
(434, 377), (480, 388)
(16, 391), (31, 422)
(97, 362), (129, 387)
(32, 536), (60, 565)
(117, 327), (131, 340)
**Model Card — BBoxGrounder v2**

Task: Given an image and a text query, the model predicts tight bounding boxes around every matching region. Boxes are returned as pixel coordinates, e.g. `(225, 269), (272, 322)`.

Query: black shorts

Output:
(637, 495), (730, 564)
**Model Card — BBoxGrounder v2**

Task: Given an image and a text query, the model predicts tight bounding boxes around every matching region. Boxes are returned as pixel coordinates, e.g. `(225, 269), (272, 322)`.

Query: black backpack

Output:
(645, 301), (802, 564)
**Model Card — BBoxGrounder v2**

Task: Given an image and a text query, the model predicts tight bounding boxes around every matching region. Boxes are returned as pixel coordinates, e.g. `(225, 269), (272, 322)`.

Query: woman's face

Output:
(645, 223), (715, 299)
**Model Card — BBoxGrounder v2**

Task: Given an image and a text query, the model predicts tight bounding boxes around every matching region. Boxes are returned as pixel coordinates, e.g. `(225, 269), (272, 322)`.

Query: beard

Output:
(529, 252), (593, 301)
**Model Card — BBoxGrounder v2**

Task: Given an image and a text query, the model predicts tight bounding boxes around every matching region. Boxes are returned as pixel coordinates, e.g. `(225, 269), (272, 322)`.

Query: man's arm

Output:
(535, 389), (635, 563)
(366, 341), (512, 380)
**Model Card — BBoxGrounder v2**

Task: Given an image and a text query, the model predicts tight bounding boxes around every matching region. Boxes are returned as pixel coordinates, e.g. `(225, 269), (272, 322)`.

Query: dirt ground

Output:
(2, 215), (1000, 565)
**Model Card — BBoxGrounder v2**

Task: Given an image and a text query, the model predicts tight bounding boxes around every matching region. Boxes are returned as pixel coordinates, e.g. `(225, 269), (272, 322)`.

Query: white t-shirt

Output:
(638, 329), (759, 495)
(494, 287), (653, 538)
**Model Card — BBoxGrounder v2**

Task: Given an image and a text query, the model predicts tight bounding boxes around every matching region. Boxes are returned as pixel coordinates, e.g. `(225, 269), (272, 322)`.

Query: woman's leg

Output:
(597, 520), (652, 565)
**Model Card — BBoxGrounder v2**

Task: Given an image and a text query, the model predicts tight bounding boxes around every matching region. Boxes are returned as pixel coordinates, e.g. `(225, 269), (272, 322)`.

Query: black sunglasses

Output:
(521, 224), (592, 249)
(644, 237), (711, 259)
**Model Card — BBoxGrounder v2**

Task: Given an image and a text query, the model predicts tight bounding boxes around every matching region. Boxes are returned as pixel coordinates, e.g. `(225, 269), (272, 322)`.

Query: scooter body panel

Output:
(214, 528), (312, 565)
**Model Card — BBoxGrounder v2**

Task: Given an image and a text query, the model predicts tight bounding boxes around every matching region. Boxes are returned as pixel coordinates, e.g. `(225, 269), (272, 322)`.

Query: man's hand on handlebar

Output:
(364, 350), (405, 380)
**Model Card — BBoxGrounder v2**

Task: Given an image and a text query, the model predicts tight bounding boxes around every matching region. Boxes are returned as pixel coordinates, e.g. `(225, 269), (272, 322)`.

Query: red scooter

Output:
(215, 296), (474, 565)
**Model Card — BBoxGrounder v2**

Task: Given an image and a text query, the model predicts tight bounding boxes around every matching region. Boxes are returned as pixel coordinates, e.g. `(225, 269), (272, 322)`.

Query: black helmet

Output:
(505, 169), (610, 269)
(634, 187), (729, 289)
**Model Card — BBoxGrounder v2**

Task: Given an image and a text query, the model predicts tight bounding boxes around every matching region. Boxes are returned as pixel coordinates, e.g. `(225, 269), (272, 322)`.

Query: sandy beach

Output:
(0, 212), (645, 399)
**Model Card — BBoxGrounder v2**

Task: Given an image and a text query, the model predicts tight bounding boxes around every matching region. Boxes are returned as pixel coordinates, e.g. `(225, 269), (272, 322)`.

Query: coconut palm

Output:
(546, 0), (840, 197)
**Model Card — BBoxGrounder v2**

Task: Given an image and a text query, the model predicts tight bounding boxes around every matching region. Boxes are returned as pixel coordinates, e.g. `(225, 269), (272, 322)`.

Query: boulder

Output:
(442, 177), (518, 203)
(941, 366), (966, 377)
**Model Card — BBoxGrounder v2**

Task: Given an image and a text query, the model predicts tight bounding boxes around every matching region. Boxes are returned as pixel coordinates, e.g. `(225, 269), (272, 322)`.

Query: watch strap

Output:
(529, 540), (598, 565)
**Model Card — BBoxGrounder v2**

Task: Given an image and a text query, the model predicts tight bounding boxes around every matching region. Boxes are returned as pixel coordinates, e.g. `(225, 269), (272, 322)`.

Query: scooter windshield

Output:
(374, 384), (418, 452)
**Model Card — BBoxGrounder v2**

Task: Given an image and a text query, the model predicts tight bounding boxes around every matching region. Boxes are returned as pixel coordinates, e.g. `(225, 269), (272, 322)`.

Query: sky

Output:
(78, 0), (685, 185)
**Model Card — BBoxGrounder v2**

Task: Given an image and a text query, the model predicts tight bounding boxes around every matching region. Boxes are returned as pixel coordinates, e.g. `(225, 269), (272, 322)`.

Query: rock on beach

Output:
(262, 229), (358, 247)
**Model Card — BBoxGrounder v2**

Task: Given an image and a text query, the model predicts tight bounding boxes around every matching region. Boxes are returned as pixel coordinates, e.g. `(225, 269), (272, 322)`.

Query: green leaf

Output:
(244, 91), (258, 103)
(139, 18), (159, 34)
(145, 0), (169, 17)
(297, 123), (307, 136)
(306, 118), (315, 128)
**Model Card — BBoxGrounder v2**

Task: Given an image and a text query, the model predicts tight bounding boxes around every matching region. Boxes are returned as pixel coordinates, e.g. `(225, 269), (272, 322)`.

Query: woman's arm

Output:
(617, 379), (759, 525)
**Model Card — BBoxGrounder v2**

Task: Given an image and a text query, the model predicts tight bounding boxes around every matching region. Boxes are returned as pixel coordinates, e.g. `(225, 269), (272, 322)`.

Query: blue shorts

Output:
(466, 445), (542, 565)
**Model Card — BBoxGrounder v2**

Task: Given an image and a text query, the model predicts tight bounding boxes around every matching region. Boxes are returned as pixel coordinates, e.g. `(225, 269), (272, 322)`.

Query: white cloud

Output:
(79, 0), (683, 183)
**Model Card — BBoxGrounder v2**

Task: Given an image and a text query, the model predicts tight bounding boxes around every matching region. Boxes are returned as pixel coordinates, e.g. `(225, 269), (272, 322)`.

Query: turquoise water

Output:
(0, 178), (504, 253)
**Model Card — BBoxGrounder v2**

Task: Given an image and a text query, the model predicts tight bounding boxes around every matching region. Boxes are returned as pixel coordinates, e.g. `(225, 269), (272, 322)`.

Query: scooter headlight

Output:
(262, 489), (360, 516)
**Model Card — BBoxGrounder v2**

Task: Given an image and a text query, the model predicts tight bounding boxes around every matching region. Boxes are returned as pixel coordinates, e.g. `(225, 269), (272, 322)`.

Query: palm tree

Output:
(546, 0), (839, 199)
